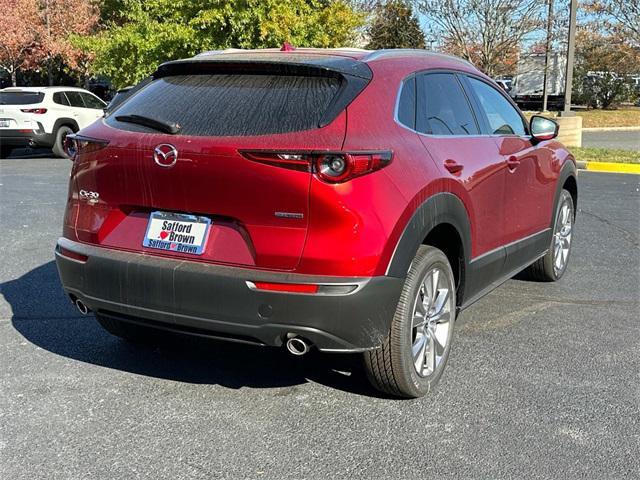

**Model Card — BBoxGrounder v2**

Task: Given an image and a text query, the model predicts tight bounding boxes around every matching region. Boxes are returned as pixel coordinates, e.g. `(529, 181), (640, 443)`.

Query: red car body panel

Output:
(55, 48), (577, 352)
(63, 52), (573, 276)
(69, 113), (347, 271)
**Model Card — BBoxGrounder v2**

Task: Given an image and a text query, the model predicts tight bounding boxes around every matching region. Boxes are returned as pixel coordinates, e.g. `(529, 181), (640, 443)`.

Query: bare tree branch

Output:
(416, 0), (546, 76)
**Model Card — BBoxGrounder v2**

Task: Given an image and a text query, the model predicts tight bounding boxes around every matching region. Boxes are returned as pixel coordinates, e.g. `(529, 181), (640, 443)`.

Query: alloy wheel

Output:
(553, 198), (573, 276)
(410, 267), (453, 377)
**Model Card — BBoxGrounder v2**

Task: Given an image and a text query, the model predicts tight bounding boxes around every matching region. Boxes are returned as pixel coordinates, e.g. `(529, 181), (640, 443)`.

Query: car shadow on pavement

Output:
(3, 261), (381, 397)
(5, 147), (54, 159)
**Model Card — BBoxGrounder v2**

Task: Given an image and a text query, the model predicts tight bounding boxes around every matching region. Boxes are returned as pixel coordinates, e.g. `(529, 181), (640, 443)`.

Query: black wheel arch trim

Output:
(552, 160), (578, 226)
(386, 192), (472, 280)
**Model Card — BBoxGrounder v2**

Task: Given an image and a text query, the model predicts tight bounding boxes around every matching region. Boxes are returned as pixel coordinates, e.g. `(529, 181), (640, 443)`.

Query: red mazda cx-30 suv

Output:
(55, 48), (577, 397)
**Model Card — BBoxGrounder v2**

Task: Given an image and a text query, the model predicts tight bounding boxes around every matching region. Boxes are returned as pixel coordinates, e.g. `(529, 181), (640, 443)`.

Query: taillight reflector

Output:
(20, 108), (47, 114)
(251, 282), (319, 294)
(58, 246), (88, 263)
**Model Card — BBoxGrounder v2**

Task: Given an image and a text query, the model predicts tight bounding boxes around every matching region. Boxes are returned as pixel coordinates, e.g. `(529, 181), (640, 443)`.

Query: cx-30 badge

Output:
(153, 144), (178, 168)
(79, 189), (100, 204)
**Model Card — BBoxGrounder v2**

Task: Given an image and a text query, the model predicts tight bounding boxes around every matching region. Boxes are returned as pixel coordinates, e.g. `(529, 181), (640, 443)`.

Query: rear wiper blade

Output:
(115, 114), (181, 134)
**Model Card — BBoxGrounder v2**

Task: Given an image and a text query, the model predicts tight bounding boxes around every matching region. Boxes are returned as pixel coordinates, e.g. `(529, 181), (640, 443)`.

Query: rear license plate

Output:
(143, 211), (211, 255)
(0, 120), (10, 128)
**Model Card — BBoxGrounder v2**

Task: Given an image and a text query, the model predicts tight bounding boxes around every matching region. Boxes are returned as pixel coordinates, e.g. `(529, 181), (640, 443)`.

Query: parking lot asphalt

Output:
(1, 157), (639, 480)
(582, 130), (640, 151)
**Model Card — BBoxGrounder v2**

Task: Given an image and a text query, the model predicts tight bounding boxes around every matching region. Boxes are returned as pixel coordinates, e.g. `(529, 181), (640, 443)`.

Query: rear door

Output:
(74, 69), (351, 270)
(79, 92), (106, 124)
(64, 91), (99, 128)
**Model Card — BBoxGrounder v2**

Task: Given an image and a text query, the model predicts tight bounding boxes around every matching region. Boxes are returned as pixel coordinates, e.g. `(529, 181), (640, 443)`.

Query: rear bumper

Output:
(54, 238), (403, 352)
(0, 128), (55, 148)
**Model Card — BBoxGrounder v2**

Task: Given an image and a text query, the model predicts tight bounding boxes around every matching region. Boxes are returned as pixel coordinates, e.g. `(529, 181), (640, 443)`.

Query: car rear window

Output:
(106, 74), (342, 136)
(0, 92), (45, 105)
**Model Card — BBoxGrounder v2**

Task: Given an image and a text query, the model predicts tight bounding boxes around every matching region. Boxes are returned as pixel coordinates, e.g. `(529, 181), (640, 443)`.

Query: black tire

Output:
(364, 245), (457, 398)
(95, 313), (160, 345)
(523, 189), (574, 282)
(0, 145), (13, 159)
(51, 125), (74, 158)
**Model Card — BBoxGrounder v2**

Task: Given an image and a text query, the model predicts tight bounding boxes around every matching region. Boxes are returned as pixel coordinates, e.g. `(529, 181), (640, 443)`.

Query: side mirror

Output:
(530, 115), (559, 142)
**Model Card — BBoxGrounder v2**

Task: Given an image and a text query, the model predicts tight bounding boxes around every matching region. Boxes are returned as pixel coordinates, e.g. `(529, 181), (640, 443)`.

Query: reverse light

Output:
(21, 108), (47, 114)
(64, 133), (109, 160)
(241, 150), (393, 183)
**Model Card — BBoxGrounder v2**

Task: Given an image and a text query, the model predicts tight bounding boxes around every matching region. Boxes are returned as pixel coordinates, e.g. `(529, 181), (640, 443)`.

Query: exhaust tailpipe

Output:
(75, 299), (89, 315)
(286, 336), (310, 356)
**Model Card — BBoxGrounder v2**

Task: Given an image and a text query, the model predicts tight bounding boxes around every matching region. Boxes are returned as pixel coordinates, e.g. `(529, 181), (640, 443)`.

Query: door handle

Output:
(443, 159), (464, 176)
(506, 156), (520, 170)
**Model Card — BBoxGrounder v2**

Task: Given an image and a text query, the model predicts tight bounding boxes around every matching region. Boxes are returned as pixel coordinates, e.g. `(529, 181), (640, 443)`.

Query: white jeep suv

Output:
(0, 87), (106, 158)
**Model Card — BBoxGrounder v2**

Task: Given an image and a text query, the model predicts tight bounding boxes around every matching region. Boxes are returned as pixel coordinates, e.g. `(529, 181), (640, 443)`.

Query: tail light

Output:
(241, 150), (393, 183)
(21, 108), (47, 114)
(64, 134), (109, 160)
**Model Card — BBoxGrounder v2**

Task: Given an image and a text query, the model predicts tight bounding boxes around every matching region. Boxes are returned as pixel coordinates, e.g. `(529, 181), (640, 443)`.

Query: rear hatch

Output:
(71, 54), (371, 270)
(0, 90), (45, 131)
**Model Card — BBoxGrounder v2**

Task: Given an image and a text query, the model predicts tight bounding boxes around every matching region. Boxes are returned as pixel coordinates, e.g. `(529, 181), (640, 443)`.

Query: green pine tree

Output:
(366, 1), (426, 50)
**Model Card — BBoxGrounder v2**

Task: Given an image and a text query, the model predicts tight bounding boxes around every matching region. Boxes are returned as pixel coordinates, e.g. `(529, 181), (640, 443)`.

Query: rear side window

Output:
(397, 76), (416, 130)
(0, 92), (44, 105)
(466, 77), (526, 136)
(106, 74), (342, 136)
(65, 91), (86, 108)
(53, 92), (70, 106)
(416, 73), (479, 135)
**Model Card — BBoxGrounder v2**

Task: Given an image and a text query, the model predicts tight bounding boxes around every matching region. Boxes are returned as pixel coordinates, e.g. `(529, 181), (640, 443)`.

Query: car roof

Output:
(0, 86), (93, 93)
(187, 47), (482, 81)
(166, 47), (482, 83)
(194, 47), (473, 67)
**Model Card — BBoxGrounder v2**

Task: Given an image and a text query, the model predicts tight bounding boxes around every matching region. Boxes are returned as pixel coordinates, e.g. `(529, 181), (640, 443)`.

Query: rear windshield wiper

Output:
(115, 114), (181, 134)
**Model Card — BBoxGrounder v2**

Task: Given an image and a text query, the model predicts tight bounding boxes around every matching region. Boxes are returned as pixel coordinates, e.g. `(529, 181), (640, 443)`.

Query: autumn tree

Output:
(572, 29), (640, 108)
(78, 0), (365, 89)
(417, 0), (545, 77)
(585, 0), (640, 46)
(366, 1), (426, 49)
(0, 0), (42, 86)
(38, 0), (99, 85)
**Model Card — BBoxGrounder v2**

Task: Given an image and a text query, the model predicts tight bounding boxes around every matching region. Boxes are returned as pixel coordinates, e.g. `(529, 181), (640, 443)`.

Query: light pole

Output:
(542, 0), (554, 112)
(561, 0), (578, 116)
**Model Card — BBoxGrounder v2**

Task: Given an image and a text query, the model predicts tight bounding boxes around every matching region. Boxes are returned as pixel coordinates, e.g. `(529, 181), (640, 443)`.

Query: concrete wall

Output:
(556, 115), (583, 147)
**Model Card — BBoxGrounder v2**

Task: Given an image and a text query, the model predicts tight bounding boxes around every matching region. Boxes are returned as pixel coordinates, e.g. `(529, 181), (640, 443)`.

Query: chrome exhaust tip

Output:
(286, 336), (310, 356)
(75, 299), (89, 315)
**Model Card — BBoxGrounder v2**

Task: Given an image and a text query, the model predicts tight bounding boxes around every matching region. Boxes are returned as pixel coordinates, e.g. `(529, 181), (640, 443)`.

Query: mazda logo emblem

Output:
(153, 144), (178, 168)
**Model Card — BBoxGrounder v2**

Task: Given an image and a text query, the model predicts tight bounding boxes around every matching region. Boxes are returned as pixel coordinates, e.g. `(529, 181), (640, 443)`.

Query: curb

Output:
(582, 126), (640, 132)
(578, 161), (640, 174)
